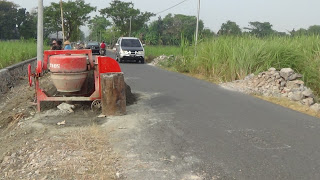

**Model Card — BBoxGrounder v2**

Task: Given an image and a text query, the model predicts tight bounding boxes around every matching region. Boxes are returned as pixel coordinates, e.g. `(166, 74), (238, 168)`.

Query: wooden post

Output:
(100, 73), (126, 116)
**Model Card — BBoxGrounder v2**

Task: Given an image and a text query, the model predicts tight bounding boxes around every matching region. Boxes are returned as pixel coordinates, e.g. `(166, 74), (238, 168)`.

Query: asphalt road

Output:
(106, 50), (320, 179)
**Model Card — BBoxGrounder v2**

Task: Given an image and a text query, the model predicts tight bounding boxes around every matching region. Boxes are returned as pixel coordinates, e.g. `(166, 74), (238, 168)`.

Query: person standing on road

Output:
(100, 41), (106, 55)
(64, 40), (72, 50)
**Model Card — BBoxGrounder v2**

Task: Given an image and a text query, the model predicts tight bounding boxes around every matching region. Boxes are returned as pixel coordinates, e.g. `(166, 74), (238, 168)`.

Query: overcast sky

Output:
(10, 0), (320, 34)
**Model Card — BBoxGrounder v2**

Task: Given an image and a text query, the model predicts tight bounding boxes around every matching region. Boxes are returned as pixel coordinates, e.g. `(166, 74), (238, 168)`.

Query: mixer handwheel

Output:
(91, 99), (102, 110)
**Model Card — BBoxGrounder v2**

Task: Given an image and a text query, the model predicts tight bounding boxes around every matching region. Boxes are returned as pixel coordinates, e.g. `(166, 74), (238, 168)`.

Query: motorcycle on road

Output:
(100, 48), (106, 56)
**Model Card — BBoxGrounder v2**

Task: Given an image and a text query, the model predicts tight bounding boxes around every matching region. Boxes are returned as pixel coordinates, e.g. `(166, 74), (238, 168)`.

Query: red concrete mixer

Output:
(28, 49), (122, 111)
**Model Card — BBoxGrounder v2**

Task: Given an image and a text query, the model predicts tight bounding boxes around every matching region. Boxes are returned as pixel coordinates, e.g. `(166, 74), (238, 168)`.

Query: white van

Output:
(115, 37), (145, 64)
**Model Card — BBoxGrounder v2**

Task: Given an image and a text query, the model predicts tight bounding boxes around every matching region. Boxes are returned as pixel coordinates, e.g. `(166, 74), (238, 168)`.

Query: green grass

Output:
(144, 45), (180, 63)
(147, 35), (320, 96)
(0, 40), (47, 69)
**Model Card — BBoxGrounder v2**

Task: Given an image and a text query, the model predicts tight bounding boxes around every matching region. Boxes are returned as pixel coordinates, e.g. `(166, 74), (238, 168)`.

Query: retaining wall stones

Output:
(0, 58), (37, 94)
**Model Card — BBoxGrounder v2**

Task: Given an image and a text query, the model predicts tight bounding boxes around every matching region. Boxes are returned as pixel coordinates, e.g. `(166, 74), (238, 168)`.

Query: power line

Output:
(156, 0), (189, 15)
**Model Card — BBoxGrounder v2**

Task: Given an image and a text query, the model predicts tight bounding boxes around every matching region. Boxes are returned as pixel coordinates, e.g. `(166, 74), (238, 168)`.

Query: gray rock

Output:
(268, 67), (276, 72)
(291, 88), (303, 92)
(57, 103), (75, 113)
(288, 91), (304, 101)
(272, 86), (280, 91)
(282, 87), (291, 93)
(257, 80), (266, 87)
(310, 103), (320, 112)
(280, 68), (294, 80)
(280, 80), (286, 87)
(274, 73), (281, 79)
(294, 80), (304, 85)
(244, 73), (255, 80)
(300, 85), (307, 91)
(10, 153), (16, 158)
(287, 73), (303, 81)
(2, 156), (11, 164)
(302, 88), (313, 97)
(286, 80), (303, 89)
(281, 92), (289, 97)
(267, 78), (273, 83)
(301, 98), (314, 106)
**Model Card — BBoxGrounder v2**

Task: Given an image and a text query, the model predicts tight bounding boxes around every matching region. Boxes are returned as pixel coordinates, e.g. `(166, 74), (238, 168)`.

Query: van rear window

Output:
(121, 39), (141, 47)
(88, 42), (99, 46)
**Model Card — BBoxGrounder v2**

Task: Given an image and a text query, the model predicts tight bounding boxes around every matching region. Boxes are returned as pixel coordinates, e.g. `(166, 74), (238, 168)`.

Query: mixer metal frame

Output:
(28, 49), (122, 112)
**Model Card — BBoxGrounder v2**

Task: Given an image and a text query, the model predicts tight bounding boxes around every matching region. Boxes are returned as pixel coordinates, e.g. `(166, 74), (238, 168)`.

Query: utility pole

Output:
(60, 0), (65, 42)
(195, 0), (200, 47)
(37, 0), (43, 63)
(129, 16), (132, 37)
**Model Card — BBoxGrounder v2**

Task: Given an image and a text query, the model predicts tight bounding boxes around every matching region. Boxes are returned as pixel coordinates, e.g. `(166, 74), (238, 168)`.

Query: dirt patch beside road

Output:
(0, 122), (118, 179)
(0, 74), (121, 179)
(0, 77), (35, 129)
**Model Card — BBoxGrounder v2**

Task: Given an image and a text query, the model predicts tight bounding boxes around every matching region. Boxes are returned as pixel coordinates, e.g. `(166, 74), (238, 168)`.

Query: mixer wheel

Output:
(91, 99), (102, 110)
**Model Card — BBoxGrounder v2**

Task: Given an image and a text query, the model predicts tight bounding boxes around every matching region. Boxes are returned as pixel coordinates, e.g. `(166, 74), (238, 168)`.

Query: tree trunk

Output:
(100, 73), (126, 116)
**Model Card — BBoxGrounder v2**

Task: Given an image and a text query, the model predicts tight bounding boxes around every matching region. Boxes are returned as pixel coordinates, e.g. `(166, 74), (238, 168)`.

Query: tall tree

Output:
(245, 21), (274, 37)
(218, 20), (242, 35)
(44, 2), (62, 38)
(307, 25), (320, 35)
(0, 1), (36, 39)
(290, 28), (308, 36)
(17, 8), (37, 39)
(161, 14), (204, 45)
(140, 14), (208, 45)
(100, 0), (154, 36)
(44, 0), (95, 41)
(0, 0), (18, 39)
(200, 28), (215, 39)
(88, 15), (111, 41)
(142, 16), (164, 45)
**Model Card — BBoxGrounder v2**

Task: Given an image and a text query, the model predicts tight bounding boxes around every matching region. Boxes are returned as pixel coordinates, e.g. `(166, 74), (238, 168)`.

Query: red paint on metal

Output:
(36, 61), (42, 74)
(43, 50), (94, 71)
(32, 50), (123, 112)
(49, 55), (87, 73)
(28, 64), (32, 86)
(96, 56), (122, 97)
(97, 56), (122, 73)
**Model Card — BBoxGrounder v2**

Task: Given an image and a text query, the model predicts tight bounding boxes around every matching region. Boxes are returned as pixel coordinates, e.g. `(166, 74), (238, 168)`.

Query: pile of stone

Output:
(221, 67), (320, 111)
(151, 55), (173, 66)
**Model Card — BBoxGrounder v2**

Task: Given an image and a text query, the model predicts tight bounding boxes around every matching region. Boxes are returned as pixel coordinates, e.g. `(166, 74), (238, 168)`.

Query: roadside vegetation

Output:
(154, 35), (320, 96)
(144, 46), (180, 63)
(0, 40), (38, 69)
